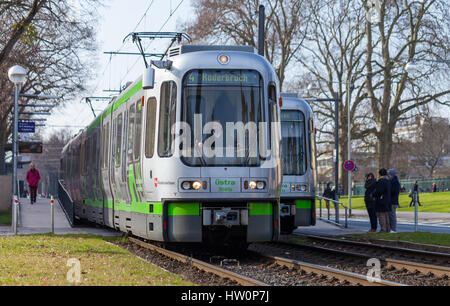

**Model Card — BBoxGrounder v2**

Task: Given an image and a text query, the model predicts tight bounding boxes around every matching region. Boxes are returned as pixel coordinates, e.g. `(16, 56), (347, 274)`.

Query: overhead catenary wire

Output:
(72, 0), (156, 124)
(118, 0), (185, 86)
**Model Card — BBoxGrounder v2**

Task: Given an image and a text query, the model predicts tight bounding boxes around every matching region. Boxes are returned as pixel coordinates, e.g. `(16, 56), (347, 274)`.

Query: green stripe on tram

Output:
(295, 200), (312, 209)
(249, 203), (272, 215)
(168, 203), (200, 216)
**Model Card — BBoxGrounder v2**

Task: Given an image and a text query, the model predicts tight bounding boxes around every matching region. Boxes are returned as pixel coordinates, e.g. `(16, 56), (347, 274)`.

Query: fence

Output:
(318, 176), (450, 196)
(317, 195), (348, 228)
(353, 177), (450, 196)
(57, 179), (74, 227)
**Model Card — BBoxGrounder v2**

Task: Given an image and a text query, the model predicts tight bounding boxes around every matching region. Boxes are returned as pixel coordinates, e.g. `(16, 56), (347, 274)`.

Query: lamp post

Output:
(307, 83), (341, 202)
(308, 81), (353, 209)
(8, 65), (27, 234)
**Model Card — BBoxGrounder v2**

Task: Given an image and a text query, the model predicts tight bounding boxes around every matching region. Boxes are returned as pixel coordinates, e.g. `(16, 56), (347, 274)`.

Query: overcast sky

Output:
(41, 0), (193, 139)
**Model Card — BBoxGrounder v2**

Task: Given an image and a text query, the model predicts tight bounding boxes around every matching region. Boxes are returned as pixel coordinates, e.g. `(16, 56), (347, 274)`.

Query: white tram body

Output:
(61, 45), (282, 245)
(279, 93), (316, 234)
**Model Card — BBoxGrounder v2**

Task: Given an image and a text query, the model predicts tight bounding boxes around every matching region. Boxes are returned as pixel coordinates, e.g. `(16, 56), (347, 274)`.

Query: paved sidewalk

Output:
(317, 208), (450, 222)
(0, 197), (119, 236)
(293, 219), (367, 236)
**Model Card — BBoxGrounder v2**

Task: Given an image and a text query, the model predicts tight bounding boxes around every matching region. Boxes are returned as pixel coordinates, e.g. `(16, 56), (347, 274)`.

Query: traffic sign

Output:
(344, 160), (356, 172)
(18, 121), (35, 133)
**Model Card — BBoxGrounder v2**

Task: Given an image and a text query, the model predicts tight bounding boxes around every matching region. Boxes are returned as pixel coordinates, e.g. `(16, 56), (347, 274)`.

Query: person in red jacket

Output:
(26, 163), (40, 204)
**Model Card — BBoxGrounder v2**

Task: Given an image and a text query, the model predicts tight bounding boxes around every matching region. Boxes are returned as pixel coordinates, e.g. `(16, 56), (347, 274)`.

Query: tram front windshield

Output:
(281, 110), (306, 175)
(181, 69), (263, 166)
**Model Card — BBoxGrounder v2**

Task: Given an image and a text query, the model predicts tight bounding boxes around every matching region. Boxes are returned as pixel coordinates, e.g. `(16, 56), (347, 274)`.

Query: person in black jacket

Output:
(323, 183), (335, 209)
(409, 181), (422, 207)
(388, 169), (401, 233)
(364, 173), (377, 232)
(373, 168), (391, 232)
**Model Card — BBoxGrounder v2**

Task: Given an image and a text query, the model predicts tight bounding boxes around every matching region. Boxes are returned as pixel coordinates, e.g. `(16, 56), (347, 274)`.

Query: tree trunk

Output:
(377, 126), (393, 170)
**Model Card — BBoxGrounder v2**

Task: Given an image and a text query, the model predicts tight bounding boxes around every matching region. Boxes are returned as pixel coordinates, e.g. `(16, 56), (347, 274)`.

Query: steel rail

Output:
(257, 252), (404, 286)
(298, 234), (450, 261)
(273, 240), (450, 278)
(129, 237), (268, 286)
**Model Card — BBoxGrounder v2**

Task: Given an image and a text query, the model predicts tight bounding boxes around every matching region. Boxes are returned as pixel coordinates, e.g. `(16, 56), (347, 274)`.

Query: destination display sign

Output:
(281, 110), (304, 122)
(185, 70), (260, 86)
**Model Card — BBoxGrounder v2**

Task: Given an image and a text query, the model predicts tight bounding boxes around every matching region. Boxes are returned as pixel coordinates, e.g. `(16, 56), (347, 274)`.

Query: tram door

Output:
(126, 99), (146, 236)
(111, 109), (132, 231)
(101, 117), (114, 228)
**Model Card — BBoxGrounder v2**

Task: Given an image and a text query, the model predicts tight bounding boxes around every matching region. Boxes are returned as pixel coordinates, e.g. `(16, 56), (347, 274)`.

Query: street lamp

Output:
(405, 62), (419, 74)
(8, 65), (27, 234)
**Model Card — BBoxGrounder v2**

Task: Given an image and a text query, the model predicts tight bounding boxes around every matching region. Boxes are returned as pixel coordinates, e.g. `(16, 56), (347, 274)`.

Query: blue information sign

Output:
(18, 122), (35, 133)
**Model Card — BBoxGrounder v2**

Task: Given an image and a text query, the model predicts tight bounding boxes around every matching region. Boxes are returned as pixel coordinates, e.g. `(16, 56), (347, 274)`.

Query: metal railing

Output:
(317, 195), (348, 228)
(57, 179), (74, 227)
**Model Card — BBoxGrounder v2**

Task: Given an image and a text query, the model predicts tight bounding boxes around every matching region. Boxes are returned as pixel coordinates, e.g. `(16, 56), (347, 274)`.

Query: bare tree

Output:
(184, 0), (310, 89)
(291, 0), (371, 192)
(0, 0), (101, 174)
(410, 115), (449, 177)
(364, 0), (450, 169)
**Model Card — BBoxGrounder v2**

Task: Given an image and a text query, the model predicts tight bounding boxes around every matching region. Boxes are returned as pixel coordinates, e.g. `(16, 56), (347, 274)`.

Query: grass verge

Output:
(0, 234), (195, 286)
(0, 210), (11, 225)
(339, 191), (450, 213)
(342, 232), (450, 247)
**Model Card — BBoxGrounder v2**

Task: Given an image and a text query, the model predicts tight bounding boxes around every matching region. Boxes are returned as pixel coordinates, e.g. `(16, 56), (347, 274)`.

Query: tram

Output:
(279, 93), (316, 234)
(60, 44), (282, 246)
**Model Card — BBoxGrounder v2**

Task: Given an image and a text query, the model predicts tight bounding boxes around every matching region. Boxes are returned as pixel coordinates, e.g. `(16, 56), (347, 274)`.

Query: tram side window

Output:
(310, 118), (316, 170)
(128, 103), (136, 159)
(268, 83), (278, 149)
(145, 97), (157, 158)
(158, 81), (177, 157)
(115, 114), (123, 166)
(81, 140), (87, 175)
(134, 100), (142, 160)
(104, 122), (109, 168)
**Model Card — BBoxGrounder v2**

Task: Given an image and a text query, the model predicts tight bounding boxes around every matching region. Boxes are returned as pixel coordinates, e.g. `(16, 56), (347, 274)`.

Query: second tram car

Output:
(279, 93), (316, 234)
(60, 45), (282, 246)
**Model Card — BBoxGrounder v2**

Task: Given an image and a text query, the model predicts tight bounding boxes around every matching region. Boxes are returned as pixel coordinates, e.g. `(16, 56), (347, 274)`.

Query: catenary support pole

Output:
(258, 5), (265, 57)
(51, 196), (54, 234)
(334, 94), (339, 202)
(347, 82), (352, 216)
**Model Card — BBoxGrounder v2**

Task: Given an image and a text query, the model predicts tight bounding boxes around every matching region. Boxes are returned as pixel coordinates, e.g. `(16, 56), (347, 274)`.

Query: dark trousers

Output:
(366, 207), (377, 230)
(29, 186), (37, 202)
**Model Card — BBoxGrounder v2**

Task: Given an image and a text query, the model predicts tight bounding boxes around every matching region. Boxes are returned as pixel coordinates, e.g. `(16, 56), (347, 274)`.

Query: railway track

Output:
(248, 252), (403, 286)
(252, 238), (450, 285)
(129, 237), (267, 286)
(297, 234), (450, 264)
(127, 237), (402, 286)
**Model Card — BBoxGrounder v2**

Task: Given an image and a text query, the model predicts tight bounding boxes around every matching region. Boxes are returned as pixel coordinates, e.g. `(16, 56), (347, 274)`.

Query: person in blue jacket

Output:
(388, 169), (401, 233)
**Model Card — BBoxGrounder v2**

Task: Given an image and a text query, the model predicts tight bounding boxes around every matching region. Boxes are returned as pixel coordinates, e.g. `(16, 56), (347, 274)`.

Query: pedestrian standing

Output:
(409, 181), (422, 207)
(388, 169), (400, 233)
(432, 183), (437, 193)
(323, 183), (333, 209)
(374, 168), (391, 233)
(26, 163), (40, 204)
(364, 173), (377, 232)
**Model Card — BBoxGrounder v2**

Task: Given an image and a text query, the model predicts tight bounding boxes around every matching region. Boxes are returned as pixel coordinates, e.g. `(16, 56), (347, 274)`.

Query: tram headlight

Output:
(192, 181), (202, 190)
(182, 181), (192, 190)
(256, 181), (265, 190)
(296, 184), (308, 192)
(249, 180), (265, 190)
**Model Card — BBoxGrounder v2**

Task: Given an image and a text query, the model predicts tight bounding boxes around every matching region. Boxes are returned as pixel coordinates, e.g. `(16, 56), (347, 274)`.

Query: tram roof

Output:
(167, 45), (256, 58)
